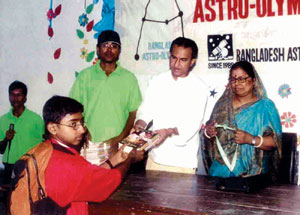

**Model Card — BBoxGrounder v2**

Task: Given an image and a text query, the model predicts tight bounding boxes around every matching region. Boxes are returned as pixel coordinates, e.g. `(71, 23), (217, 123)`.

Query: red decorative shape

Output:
(55, 4), (62, 16)
(48, 72), (53, 84)
(86, 20), (94, 32)
(280, 112), (297, 128)
(47, 9), (55, 20)
(48, 26), (54, 38)
(54, 48), (61, 59)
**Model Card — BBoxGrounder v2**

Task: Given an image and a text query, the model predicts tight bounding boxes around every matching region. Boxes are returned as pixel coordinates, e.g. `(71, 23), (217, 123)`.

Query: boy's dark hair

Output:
(43, 96), (84, 136)
(170, 37), (198, 59)
(9, 80), (28, 96)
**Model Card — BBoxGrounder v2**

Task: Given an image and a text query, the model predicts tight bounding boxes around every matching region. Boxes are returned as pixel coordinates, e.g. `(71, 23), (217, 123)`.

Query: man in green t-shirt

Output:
(0, 81), (44, 184)
(70, 30), (142, 156)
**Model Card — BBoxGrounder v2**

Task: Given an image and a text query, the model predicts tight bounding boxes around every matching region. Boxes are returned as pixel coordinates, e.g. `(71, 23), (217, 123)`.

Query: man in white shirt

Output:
(133, 37), (208, 174)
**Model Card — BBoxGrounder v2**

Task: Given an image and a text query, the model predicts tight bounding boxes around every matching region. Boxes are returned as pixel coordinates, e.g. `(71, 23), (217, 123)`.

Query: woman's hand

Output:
(234, 129), (252, 144)
(205, 122), (217, 138)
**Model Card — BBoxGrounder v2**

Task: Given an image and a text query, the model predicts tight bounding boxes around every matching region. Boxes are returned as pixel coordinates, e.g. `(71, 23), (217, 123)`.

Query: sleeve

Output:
(264, 99), (282, 152)
(69, 75), (83, 104)
(128, 75), (142, 112)
(45, 152), (122, 207)
(36, 115), (45, 142)
(0, 117), (6, 141)
(135, 77), (156, 124)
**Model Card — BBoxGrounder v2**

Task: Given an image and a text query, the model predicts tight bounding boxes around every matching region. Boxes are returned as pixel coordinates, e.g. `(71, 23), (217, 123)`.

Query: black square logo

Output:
(208, 34), (233, 61)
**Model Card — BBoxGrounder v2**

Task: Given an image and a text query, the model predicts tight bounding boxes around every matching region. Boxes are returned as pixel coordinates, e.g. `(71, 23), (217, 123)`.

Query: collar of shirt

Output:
(8, 106), (28, 119)
(96, 60), (122, 78)
(50, 138), (79, 155)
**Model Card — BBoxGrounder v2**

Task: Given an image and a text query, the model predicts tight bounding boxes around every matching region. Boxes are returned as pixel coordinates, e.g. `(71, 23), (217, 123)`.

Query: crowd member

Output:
(11, 95), (143, 215)
(0, 81), (44, 184)
(204, 61), (282, 178)
(70, 30), (142, 156)
(133, 37), (209, 174)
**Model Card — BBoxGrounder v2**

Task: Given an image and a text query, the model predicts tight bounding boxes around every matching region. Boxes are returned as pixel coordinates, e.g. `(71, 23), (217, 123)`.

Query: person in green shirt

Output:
(70, 30), (142, 156)
(0, 81), (44, 184)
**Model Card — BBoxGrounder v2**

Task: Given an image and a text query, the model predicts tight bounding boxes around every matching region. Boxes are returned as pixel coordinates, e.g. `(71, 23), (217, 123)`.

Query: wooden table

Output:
(89, 170), (300, 215)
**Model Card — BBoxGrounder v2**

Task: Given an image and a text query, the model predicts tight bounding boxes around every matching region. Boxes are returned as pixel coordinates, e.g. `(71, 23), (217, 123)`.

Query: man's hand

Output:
(5, 129), (15, 142)
(153, 127), (178, 146)
(131, 119), (147, 134)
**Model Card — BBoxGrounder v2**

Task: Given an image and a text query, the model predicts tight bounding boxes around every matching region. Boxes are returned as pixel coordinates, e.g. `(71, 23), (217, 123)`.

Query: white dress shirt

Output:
(137, 72), (209, 169)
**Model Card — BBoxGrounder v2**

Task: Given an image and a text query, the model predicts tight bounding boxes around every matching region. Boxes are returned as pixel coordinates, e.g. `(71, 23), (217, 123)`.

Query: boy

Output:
(11, 96), (142, 215)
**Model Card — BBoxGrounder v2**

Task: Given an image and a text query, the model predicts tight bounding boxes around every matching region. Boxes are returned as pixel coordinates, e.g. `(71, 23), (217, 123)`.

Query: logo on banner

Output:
(208, 34), (233, 61)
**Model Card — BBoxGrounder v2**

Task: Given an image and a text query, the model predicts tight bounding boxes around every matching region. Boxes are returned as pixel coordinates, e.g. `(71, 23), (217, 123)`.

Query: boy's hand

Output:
(109, 144), (129, 167)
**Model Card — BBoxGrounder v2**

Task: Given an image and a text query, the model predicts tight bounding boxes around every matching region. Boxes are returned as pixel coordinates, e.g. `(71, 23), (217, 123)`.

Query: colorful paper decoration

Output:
(78, 13), (89, 27)
(278, 84), (292, 98)
(54, 48), (61, 59)
(86, 20), (94, 32)
(47, 1), (62, 39)
(86, 51), (95, 62)
(76, 29), (85, 39)
(48, 26), (54, 38)
(86, 4), (94, 14)
(80, 48), (88, 59)
(93, 0), (115, 39)
(281, 112), (297, 128)
(48, 72), (54, 84)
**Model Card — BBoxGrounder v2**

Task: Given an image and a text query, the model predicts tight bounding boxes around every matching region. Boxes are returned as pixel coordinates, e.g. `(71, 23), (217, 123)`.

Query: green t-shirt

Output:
(0, 107), (44, 164)
(70, 61), (142, 142)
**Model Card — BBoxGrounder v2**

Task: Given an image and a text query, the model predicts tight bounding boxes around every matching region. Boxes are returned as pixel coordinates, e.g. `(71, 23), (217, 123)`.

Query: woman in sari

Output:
(203, 61), (282, 178)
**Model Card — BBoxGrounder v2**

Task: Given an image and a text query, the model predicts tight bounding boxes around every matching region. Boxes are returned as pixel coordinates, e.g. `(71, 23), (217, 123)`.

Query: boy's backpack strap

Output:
(24, 153), (46, 205)
(10, 140), (53, 215)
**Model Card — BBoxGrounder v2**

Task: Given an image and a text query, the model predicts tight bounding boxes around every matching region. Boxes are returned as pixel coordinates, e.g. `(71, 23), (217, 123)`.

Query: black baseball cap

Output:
(97, 30), (121, 46)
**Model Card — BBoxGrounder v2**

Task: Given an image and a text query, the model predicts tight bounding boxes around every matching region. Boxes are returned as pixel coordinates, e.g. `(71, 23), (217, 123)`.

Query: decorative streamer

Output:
(46, 0), (62, 38)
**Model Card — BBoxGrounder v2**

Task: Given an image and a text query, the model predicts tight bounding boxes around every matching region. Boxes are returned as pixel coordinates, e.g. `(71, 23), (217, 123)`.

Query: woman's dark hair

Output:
(229, 61), (255, 79)
(43, 96), (84, 137)
(9, 81), (28, 96)
(170, 37), (198, 59)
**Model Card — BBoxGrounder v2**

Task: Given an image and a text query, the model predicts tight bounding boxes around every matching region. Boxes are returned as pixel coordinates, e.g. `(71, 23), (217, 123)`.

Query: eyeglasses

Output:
(100, 42), (119, 49)
(56, 120), (86, 130)
(229, 76), (251, 84)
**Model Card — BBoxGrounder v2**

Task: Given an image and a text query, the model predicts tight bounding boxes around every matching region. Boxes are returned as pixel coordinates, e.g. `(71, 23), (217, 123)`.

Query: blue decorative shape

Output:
(79, 13), (89, 27)
(210, 89), (217, 97)
(278, 84), (291, 98)
(93, 0), (115, 39)
(93, 0), (99, 4)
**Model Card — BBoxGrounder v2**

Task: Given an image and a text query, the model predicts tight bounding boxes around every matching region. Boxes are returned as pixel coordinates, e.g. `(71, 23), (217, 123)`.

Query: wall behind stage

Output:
(0, 0), (299, 176)
(117, 0), (300, 136)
